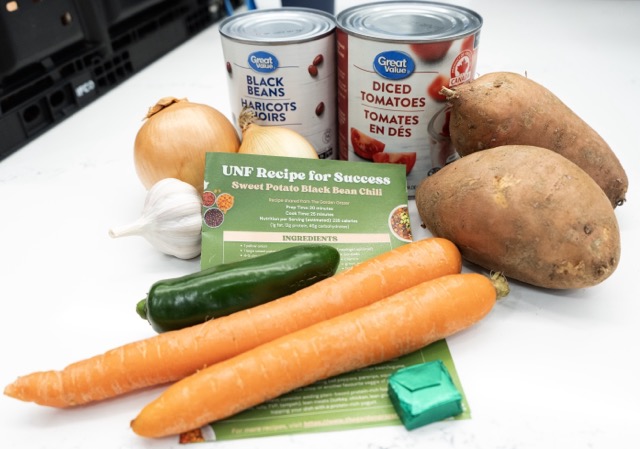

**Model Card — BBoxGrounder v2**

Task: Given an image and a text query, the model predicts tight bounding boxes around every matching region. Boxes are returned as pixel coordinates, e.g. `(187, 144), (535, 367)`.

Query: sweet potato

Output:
(415, 145), (620, 289)
(441, 72), (628, 208)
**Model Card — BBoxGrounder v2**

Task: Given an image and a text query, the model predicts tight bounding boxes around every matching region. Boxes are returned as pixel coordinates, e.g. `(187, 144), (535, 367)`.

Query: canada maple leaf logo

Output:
(456, 56), (470, 75)
(449, 50), (474, 86)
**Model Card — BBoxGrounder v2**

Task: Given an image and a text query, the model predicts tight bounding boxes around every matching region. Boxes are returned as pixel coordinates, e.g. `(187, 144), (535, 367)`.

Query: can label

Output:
(221, 29), (336, 159)
(337, 23), (481, 195)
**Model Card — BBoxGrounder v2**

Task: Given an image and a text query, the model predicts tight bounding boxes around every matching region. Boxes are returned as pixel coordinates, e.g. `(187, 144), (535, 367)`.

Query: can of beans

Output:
(336, 1), (483, 194)
(219, 8), (337, 159)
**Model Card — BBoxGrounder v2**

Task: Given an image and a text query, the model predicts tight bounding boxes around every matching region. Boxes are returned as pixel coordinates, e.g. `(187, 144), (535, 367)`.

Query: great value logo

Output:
(373, 51), (415, 80)
(248, 51), (279, 73)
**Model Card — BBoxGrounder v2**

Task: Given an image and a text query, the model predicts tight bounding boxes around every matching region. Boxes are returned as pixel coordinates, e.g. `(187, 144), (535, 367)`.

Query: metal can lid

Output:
(219, 7), (336, 44)
(336, 1), (482, 43)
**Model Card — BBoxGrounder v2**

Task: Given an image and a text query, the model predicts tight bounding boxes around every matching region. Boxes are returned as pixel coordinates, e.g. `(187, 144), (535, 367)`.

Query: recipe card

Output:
(200, 152), (412, 270)
(205, 342), (469, 442)
(192, 153), (470, 442)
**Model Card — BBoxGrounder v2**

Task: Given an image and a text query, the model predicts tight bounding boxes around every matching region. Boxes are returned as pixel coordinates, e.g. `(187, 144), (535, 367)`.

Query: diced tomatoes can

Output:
(219, 8), (337, 159)
(336, 1), (483, 195)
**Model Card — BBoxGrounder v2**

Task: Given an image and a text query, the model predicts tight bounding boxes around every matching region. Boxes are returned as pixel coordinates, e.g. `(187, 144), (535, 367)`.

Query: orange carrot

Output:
(131, 272), (504, 438)
(4, 238), (462, 408)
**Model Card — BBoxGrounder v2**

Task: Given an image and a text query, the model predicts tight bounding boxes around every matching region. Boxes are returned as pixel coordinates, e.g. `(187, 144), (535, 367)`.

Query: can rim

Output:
(220, 7), (336, 44)
(336, 0), (483, 43)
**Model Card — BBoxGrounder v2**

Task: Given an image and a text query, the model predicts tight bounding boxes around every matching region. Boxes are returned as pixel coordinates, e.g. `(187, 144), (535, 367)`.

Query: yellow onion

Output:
(134, 97), (240, 192)
(238, 107), (318, 159)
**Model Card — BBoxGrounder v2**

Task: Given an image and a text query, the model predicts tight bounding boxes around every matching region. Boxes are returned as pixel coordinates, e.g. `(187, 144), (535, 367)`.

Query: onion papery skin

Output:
(134, 97), (240, 192)
(239, 124), (318, 159)
(237, 106), (318, 159)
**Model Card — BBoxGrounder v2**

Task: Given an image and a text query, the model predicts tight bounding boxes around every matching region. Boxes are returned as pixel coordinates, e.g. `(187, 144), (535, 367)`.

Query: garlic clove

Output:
(109, 178), (203, 259)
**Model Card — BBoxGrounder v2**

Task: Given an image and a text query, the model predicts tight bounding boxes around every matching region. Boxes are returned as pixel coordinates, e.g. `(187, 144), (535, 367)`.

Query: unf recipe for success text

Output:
(222, 165), (392, 185)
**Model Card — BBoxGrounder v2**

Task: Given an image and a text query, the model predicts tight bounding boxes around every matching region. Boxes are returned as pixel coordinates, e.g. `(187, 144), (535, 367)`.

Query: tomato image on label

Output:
(461, 35), (475, 52)
(350, 128), (386, 160)
(372, 152), (417, 175)
(409, 41), (453, 62)
(428, 75), (451, 102)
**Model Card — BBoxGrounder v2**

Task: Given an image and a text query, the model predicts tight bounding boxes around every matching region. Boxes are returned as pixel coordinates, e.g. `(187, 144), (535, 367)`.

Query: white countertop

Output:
(1, 1), (639, 448)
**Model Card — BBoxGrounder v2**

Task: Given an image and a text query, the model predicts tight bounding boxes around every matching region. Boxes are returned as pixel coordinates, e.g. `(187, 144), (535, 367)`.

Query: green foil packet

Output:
(388, 360), (463, 430)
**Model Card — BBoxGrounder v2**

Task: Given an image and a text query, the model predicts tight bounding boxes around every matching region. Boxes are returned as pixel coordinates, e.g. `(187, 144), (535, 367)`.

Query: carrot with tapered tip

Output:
(5, 238), (462, 408)
(131, 272), (508, 438)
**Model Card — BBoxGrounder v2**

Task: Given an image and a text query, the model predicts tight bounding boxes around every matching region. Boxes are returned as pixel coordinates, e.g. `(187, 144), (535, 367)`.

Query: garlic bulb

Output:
(109, 178), (202, 259)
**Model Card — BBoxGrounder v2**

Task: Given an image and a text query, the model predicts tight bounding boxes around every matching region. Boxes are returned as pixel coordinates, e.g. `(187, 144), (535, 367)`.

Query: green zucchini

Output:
(136, 245), (340, 332)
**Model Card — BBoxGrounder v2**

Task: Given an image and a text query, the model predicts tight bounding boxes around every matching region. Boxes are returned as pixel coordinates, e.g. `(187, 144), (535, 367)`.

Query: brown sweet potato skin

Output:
(415, 145), (620, 289)
(444, 72), (628, 208)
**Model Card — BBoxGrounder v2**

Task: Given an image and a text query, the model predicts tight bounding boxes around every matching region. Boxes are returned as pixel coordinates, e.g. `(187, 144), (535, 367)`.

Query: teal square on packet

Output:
(388, 360), (463, 430)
